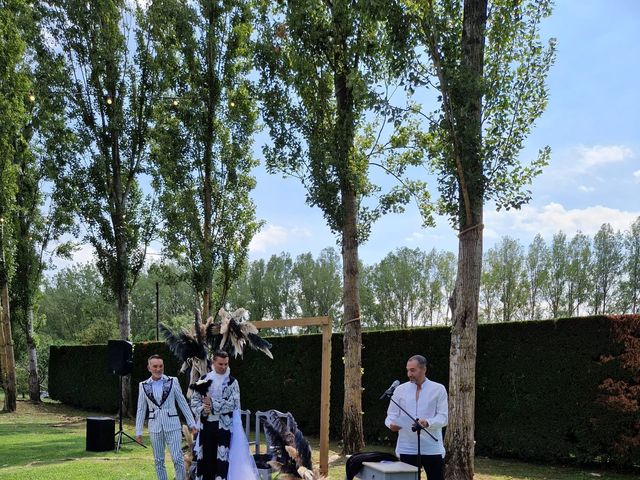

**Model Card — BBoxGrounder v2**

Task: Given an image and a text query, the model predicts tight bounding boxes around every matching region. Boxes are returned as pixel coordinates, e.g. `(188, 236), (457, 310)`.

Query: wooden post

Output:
(252, 317), (332, 476)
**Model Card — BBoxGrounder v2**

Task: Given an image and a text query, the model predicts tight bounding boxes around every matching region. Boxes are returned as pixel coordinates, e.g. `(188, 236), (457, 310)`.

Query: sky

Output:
(246, 0), (640, 265)
(65, 1), (640, 269)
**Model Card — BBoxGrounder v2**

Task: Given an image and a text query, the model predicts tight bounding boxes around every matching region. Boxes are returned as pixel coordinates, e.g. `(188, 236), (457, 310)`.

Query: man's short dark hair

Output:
(148, 354), (163, 363)
(213, 350), (229, 360)
(408, 354), (428, 369)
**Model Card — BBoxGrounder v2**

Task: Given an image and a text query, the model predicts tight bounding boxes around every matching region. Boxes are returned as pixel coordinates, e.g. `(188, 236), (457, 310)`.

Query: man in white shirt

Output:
(385, 354), (448, 480)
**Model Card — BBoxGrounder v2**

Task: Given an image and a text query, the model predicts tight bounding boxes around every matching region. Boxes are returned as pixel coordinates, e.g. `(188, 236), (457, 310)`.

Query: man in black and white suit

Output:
(136, 354), (197, 480)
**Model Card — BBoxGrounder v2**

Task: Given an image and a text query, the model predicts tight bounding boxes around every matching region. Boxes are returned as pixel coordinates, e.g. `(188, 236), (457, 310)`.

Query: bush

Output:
(48, 315), (640, 469)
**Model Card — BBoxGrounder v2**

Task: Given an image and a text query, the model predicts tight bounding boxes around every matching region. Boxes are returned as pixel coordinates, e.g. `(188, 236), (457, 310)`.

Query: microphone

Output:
(379, 380), (400, 400)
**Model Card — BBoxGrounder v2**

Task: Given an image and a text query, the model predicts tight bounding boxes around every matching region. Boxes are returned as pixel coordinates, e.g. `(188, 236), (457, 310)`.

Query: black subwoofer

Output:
(107, 339), (133, 375)
(86, 416), (115, 451)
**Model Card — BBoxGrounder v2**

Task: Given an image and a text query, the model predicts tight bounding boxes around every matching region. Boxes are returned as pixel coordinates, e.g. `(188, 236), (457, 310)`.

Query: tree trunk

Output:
(341, 183), (365, 454)
(26, 307), (40, 402)
(0, 281), (17, 412)
(445, 222), (482, 480)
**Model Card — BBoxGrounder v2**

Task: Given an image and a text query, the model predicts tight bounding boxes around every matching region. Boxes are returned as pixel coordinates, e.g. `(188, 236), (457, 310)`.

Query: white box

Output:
(356, 461), (418, 480)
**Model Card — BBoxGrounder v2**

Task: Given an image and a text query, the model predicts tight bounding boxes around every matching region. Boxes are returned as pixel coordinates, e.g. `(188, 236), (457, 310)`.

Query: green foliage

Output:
(390, 0), (555, 226)
(39, 263), (116, 343)
(0, 0), (31, 283)
(43, 0), (159, 337)
(146, 0), (262, 314)
(255, 0), (432, 241)
(593, 224), (624, 314)
(48, 316), (640, 468)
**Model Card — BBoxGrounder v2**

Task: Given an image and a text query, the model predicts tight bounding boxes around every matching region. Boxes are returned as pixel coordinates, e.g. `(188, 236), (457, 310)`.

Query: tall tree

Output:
(592, 223), (623, 314)
(566, 232), (591, 316)
(620, 217), (640, 314)
(484, 237), (526, 322)
(435, 250), (457, 324)
(147, 0), (261, 318)
(292, 248), (343, 329)
(227, 258), (268, 320)
(544, 231), (567, 318)
(0, 0), (32, 412)
(263, 253), (297, 320)
(394, 0), (555, 476)
(45, 0), (159, 413)
(255, 0), (429, 452)
(524, 234), (548, 321)
(371, 247), (427, 328)
(9, 2), (78, 402)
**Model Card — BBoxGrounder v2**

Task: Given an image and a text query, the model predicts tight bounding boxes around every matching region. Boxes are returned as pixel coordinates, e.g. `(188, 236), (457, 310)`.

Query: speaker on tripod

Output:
(107, 340), (145, 452)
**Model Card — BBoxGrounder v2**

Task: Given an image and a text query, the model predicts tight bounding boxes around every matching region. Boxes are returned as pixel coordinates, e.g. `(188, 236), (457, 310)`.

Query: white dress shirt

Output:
(384, 378), (448, 457)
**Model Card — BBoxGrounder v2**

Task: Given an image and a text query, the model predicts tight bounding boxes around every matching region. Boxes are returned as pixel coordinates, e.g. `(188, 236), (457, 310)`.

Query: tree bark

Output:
(341, 183), (365, 454)
(0, 281), (17, 412)
(26, 307), (40, 402)
(445, 222), (482, 480)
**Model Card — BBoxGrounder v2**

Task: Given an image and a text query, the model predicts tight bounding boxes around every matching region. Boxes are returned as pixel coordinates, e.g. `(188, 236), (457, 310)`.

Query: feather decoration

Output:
(189, 378), (212, 396)
(262, 410), (312, 477)
(216, 307), (273, 359)
(159, 323), (207, 361)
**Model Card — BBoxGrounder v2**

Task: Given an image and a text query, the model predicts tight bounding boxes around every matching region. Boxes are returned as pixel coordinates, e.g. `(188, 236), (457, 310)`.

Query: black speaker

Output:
(107, 340), (133, 375)
(86, 416), (115, 451)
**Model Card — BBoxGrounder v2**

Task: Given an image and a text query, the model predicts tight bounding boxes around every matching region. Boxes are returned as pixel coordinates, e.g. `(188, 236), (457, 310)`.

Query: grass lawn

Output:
(0, 396), (636, 480)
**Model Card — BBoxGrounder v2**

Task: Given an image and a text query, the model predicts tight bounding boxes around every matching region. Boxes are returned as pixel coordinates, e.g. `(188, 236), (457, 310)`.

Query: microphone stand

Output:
(384, 392), (437, 480)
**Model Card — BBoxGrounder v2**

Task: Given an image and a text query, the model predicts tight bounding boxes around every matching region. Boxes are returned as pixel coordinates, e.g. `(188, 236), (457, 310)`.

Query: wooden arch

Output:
(251, 316), (332, 476)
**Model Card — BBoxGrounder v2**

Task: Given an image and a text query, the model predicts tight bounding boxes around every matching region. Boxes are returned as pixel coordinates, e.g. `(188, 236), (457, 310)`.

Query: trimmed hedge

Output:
(49, 315), (639, 468)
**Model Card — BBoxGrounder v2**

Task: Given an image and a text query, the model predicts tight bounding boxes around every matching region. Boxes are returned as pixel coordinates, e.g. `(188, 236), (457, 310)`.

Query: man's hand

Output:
(135, 435), (143, 445)
(191, 426), (199, 435)
(203, 396), (211, 415)
(389, 423), (402, 432)
(417, 419), (429, 428)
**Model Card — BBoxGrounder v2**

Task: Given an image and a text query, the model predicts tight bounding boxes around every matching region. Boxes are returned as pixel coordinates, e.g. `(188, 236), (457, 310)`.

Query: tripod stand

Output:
(114, 375), (146, 452)
(384, 392), (437, 480)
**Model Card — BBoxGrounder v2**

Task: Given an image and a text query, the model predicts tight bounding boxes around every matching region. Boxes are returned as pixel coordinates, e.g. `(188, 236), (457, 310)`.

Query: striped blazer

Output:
(135, 375), (195, 435)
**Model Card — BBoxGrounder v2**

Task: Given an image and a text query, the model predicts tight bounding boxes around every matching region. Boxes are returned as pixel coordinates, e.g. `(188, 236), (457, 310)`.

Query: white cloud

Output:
(634, 169), (640, 180)
(485, 202), (640, 239)
(578, 185), (595, 192)
(404, 231), (424, 242)
(249, 224), (312, 253)
(573, 145), (633, 171)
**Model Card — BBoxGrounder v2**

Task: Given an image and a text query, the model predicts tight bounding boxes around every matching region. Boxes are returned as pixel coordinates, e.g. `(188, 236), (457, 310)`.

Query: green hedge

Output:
(49, 316), (638, 468)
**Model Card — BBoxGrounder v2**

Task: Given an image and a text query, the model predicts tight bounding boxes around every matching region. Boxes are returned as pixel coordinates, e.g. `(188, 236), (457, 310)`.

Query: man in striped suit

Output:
(136, 354), (198, 480)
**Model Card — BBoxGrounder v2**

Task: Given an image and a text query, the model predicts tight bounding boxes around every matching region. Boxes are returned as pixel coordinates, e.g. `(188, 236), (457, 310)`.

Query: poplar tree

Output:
(147, 0), (261, 318)
(255, 0), (430, 452)
(390, 0), (555, 476)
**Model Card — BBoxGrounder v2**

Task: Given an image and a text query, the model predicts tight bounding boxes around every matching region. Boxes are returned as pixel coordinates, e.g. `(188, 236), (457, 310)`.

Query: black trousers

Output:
(399, 453), (444, 480)
(197, 420), (230, 480)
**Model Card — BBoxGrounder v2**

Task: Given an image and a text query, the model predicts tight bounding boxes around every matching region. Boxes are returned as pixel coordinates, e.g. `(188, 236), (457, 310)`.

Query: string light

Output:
(104, 94), (113, 105)
(229, 101), (235, 108)
(172, 98), (179, 107)
(28, 93), (36, 103)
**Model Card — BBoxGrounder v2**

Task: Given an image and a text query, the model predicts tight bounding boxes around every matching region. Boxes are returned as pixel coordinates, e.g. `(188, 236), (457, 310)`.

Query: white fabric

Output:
(150, 428), (186, 480)
(228, 409), (260, 480)
(151, 379), (164, 403)
(135, 375), (196, 436)
(384, 378), (448, 457)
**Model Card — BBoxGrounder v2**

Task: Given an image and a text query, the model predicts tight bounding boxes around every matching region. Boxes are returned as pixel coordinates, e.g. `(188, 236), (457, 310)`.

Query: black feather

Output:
(247, 332), (273, 355)
(160, 323), (207, 362)
(189, 378), (211, 396)
(262, 410), (313, 476)
(228, 318), (244, 341)
(263, 411), (299, 475)
(205, 322), (221, 350)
